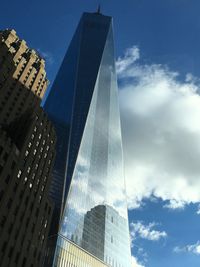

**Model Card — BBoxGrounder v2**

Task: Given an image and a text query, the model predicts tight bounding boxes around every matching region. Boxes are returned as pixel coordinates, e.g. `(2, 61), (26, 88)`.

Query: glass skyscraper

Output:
(44, 10), (132, 267)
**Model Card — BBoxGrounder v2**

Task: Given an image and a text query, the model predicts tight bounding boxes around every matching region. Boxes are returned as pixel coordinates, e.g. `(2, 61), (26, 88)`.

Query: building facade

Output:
(44, 11), (132, 267)
(0, 30), (56, 267)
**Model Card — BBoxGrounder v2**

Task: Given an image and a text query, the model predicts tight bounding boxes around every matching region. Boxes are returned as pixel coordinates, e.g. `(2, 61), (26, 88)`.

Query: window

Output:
(17, 170), (22, 178)
(32, 173), (35, 180)
(22, 257), (27, 267)
(1, 241), (7, 253)
(38, 195), (42, 203)
(14, 205), (19, 216)
(31, 223), (35, 233)
(35, 208), (39, 217)
(44, 220), (48, 228)
(5, 174), (10, 184)
(15, 252), (20, 263)
(0, 216), (6, 227)
(111, 236), (113, 243)
(7, 198), (12, 209)
(19, 190), (24, 200)
(13, 183), (18, 193)
(3, 152), (8, 161)
(48, 207), (51, 215)
(0, 190), (4, 201)
(8, 223), (13, 233)
(11, 161), (16, 170)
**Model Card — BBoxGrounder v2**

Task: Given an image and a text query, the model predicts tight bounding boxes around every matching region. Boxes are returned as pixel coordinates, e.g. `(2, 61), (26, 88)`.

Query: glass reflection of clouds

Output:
(59, 22), (132, 267)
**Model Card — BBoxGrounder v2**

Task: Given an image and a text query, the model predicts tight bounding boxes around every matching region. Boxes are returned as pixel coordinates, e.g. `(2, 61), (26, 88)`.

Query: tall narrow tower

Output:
(44, 12), (132, 267)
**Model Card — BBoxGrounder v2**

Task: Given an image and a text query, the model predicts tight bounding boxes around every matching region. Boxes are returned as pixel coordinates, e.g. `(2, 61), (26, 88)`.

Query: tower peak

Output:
(96, 4), (101, 14)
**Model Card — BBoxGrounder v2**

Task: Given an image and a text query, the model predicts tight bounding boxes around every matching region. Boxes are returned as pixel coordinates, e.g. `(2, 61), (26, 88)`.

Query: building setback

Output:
(0, 30), (56, 267)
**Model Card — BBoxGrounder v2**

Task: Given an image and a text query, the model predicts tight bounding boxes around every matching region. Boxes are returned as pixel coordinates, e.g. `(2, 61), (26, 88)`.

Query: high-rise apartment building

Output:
(44, 11), (132, 267)
(0, 30), (56, 267)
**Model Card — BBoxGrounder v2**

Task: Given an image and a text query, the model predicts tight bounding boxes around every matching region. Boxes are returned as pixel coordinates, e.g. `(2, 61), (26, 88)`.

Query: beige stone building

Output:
(0, 29), (56, 267)
(0, 29), (48, 125)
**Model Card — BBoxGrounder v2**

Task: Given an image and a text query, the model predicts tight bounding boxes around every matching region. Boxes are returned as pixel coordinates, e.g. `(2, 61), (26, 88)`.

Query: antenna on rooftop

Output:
(97, 4), (101, 14)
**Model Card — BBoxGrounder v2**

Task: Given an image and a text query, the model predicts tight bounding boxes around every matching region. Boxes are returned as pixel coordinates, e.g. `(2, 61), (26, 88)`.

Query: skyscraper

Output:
(0, 30), (56, 267)
(44, 11), (132, 267)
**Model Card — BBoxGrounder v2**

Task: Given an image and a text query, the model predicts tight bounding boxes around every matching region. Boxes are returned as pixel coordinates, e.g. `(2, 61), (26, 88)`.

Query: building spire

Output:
(97, 4), (101, 14)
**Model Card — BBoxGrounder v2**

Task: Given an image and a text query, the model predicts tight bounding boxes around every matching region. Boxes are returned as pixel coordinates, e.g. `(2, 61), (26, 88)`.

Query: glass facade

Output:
(45, 11), (132, 267)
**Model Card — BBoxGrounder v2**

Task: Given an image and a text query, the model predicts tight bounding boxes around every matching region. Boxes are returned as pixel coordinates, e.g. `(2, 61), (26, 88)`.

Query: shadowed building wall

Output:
(0, 30), (56, 267)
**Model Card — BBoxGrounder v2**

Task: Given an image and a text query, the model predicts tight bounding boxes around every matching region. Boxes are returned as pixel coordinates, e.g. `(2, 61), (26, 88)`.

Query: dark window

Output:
(37, 252), (41, 261)
(14, 228), (19, 240)
(0, 190), (4, 201)
(8, 246), (13, 258)
(48, 206), (51, 215)
(25, 217), (30, 228)
(3, 152), (8, 161)
(8, 223), (13, 233)
(0, 216), (6, 227)
(31, 223), (35, 234)
(35, 208), (39, 218)
(7, 198), (12, 209)
(1, 241), (7, 253)
(30, 202), (34, 211)
(5, 174), (11, 184)
(13, 183), (18, 193)
(14, 205), (19, 216)
(22, 257), (26, 267)
(19, 190), (24, 199)
(27, 240), (31, 251)
(15, 252), (20, 263)
(33, 247), (37, 257)
(11, 161), (16, 170)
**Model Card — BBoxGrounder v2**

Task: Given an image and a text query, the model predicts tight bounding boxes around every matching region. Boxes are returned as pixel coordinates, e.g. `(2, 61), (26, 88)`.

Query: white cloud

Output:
(174, 241), (200, 255)
(117, 46), (140, 74)
(117, 46), (200, 210)
(131, 255), (145, 267)
(130, 221), (167, 241)
(163, 199), (186, 210)
(197, 204), (200, 215)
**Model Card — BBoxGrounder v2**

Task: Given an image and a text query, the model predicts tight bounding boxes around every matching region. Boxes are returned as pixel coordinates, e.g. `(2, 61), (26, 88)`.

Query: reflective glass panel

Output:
(59, 22), (132, 267)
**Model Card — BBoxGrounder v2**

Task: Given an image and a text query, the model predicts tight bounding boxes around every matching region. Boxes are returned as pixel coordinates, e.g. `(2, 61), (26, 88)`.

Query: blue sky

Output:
(2, 1), (200, 266)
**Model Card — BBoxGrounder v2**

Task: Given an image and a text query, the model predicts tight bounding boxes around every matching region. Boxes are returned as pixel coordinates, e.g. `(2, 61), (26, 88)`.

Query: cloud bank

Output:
(131, 256), (145, 267)
(117, 46), (200, 210)
(130, 221), (167, 242)
(174, 241), (200, 255)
